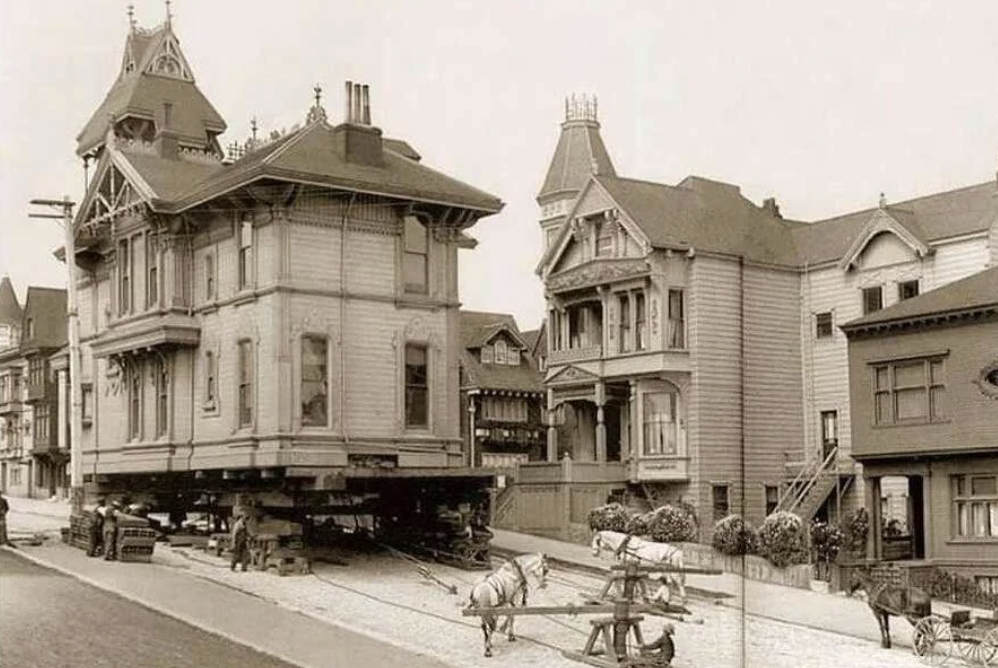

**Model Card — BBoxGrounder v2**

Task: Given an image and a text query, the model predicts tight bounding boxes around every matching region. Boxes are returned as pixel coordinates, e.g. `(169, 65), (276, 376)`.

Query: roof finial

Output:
(165, 0), (173, 27)
(306, 83), (327, 124)
(127, 4), (136, 31)
(251, 117), (258, 141)
(879, 192), (887, 209)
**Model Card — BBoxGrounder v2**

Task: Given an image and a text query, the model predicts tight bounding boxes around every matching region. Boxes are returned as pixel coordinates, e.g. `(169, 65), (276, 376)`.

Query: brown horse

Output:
(847, 567), (931, 649)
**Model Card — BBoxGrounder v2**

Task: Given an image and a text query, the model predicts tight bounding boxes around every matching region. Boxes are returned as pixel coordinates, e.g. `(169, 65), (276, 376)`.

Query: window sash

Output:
(863, 286), (883, 315)
(301, 336), (329, 427)
(873, 358), (945, 425)
(635, 293), (646, 351)
(815, 312), (833, 338)
(668, 290), (685, 349)
(146, 234), (159, 309)
(155, 360), (168, 436)
(405, 344), (429, 428)
(128, 365), (142, 440)
(712, 485), (730, 522)
(238, 340), (253, 427)
(238, 221), (253, 290)
(952, 475), (998, 538)
(643, 391), (678, 456)
(205, 254), (215, 300)
(618, 295), (631, 353)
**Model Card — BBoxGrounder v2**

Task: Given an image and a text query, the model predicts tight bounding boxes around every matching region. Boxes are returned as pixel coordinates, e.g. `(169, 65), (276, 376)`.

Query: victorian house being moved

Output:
(522, 96), (997, 539)
(65, 11), (502, 524)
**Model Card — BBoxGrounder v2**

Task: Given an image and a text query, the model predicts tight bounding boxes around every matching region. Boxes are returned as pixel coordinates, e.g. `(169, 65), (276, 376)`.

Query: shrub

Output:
(810, 520), (844, 580)
(712, 514), (758, 555)
(757, 511), (807, 568)
(624, 512), (651, 537)
(645, 504), (698, 543)
(882, 518), (905, 538)
(839, 507), (869, 556)
(587, 503), (631, 533)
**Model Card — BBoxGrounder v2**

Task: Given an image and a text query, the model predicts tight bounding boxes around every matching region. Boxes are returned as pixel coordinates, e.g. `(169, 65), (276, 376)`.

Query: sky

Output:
(1, 0), (996, 329)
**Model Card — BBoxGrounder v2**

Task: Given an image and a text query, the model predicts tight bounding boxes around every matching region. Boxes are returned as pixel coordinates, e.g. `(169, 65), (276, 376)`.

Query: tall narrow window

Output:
(668, 289), (685, 349)
(712, 485), (730, 522)
(815, 312), (833, 339)
(118, 238), (131, 314)
(618, 294), (631, 353)
(862, 286), (883, 315)
(205, 253), (215, 300)
(146, 234), (159, 308)
(404, 343), (429, 428)
(204, 351), (216, 405)
(898, 280), (920, 301)
(494, 340), (507, 365)
(820, 410), (838, 459)
(403, 216), (429, 294)
(155, 357), (169, 436)
(301, 335), (329, 427)
(635, 292), (646, 351)
(765, 485), (780, 516)
(35, 404), (50, 443)
(238, 220), (253, 290)
(238, 339), (253, 427)
(643, 391), (679, 455)
(128, 363), (142, 440)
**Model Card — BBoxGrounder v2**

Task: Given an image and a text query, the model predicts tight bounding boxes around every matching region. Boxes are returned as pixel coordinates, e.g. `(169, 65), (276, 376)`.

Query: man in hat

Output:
(0, 491), (10, 546)
(229, 512), (250, 572)
(87, 498), (107, 557)
(103, 501), (121, 561)
(640, 622), (676, 666)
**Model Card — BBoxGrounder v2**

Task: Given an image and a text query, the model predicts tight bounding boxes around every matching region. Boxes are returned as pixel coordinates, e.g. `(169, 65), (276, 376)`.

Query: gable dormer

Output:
(838, 203), (932, 272)
(479, 329), (527, 366)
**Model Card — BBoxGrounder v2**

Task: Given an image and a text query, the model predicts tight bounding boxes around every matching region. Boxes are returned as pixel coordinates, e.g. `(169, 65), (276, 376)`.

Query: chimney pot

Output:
(762, 197), (782, 218)
(344, 81), (353, 123)
(353, 83), (362, 124)
(362, 84), (371, 125)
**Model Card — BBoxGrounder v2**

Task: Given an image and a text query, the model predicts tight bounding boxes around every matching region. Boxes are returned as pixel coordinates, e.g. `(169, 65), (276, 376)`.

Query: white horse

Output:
(590, 530), (687, 604)
(467, 552), (549, 657)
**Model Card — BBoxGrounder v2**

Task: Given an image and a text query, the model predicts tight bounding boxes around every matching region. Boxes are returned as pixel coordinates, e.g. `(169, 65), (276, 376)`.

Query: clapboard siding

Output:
(930, 237), (989, 287)
(990, 220), (998, 266)
(689, 256), (743, 527)
(743, 265), (803, 523)
(289, 224), (343, 290)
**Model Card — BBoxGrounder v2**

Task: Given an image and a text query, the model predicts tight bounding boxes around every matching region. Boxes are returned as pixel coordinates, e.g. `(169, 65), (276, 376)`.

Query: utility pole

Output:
(29, 196), (82, 514)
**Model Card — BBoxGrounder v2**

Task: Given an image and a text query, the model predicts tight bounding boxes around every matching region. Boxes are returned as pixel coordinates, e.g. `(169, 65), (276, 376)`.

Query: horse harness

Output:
(510, 558), (530, 604)
(613, 533), (633, 559)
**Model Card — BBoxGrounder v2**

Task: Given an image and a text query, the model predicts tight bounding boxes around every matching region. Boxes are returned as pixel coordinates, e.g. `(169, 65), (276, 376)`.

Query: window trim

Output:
(862, 285), (883, 315)
(403, 342), (430, 430)
(712, 484), (731, 523)
(402, 215), (429, 296)
(205, 252), (215, 301)
(815, 312), (833, 339)
(951, 473), (998, 541)
(237, 338), (254, 428)
(237, 219), (254, 292)
(820, 410), (838, 447)
(300, 334), (330, 429)
(127, 361), (143, 441)
(146, 232), (159, 309)
(898, 279), (920, 301)
(154, 357), (169, 437)
(871, 356), (946, 426)
(667, 288), (685, 350)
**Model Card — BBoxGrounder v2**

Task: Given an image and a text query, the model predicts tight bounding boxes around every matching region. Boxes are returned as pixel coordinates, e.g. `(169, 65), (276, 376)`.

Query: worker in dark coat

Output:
(640, 622), (675, 666)
(229, 513), (250, 572)
(87, 499), (106, 557)
(0, 492), (10, 546)
(103, 501), (121, 561)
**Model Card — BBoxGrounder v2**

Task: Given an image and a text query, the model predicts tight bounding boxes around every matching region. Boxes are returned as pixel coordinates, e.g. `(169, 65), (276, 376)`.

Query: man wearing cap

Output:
(103, 501), (121, 561)
(640, 622), (675, 666)
(0, 491), (10, 546)
(229, 512), (250, 572)
(87, 499), (107, 557)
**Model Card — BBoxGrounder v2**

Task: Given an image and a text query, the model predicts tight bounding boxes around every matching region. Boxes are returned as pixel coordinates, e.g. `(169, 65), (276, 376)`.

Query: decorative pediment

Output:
(839, 207), (931, 271)
(143, 31), (194, 81)
(548, 258), (650, 294)
(546, 364), (599, 385)
(75, 152), (155, 240)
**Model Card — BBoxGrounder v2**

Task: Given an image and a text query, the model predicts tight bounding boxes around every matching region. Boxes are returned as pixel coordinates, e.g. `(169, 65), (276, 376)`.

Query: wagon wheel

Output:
(913, 615), (954, 665)
(961, 628), (998, 668)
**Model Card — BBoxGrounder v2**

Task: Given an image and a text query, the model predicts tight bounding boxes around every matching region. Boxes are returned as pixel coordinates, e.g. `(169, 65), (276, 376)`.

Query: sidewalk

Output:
(490, 528), (921, 648)
(3, 541), (448, 668)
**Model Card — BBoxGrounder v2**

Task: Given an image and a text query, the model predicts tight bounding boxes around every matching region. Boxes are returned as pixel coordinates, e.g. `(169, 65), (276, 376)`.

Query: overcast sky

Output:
(1, 0), (996, 328)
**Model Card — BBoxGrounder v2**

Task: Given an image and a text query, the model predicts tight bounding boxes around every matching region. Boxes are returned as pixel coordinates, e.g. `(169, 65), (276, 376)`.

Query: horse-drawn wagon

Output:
(912, 609), (998, 667)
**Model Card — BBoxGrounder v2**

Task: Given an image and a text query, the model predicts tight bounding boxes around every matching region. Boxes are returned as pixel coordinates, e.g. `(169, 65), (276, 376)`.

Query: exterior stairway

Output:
(775, 446), (854, 521)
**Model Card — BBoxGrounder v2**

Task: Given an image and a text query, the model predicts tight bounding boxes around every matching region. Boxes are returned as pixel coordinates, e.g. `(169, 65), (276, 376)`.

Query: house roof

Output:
(77, 25), (226, 157)
(594, 174), (801, 266)
(19, 287), (67, 351)
(793, 182), (997, 266)
(843, 265), (998, 331)
(459, 310), (543, 393)
(0, 276), (22, 327)
(538, 118), (616, 204)
(154, 120), (502, 214)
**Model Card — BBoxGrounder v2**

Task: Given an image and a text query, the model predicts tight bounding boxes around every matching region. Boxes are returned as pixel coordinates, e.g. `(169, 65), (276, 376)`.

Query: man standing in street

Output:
(103, 501), (120, 561)
(230, 512), (250, 572)
(0, 491), (10, 546)
(87, 498), (106, 557)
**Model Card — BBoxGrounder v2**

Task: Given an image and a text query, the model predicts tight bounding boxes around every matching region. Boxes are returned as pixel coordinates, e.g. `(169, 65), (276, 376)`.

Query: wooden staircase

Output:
(776, 446), (853, 521)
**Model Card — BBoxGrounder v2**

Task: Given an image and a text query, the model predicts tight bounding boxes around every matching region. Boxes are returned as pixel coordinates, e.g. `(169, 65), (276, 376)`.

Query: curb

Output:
(1, 544), (316, 668)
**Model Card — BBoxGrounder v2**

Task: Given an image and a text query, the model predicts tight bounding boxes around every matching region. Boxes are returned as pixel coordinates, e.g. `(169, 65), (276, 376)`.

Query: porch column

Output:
(865, 476), (882, 560)
(546, 388), (558, 462)
(56, 369), (68, 453)
(595, 382), (607, 463)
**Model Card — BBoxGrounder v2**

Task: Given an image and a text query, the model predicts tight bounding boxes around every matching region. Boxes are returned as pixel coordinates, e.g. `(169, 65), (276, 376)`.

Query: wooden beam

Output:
(462, 603), (670, 617)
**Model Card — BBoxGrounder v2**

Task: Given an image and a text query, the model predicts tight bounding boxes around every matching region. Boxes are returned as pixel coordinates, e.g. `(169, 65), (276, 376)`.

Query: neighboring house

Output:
(65, 14), (502, 517)
(527, 96), (998, 538)
(458, 311), (545, 468)
(0, 279), (69, 498)
(842, 266), (998, 585)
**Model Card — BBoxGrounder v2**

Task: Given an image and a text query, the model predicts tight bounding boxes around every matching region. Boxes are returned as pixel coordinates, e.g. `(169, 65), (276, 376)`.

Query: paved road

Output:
(0, 549), (302, 668)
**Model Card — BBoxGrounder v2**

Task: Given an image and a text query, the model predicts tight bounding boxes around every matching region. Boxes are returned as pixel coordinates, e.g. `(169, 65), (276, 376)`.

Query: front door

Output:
(909, 475), (926, 560)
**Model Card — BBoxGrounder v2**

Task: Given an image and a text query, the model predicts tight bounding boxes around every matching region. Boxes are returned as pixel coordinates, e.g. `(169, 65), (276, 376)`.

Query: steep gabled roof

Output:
(459, 310), (543, 393)
(0, 276), (22, 327)
(538, 117), (616, 205)
(460, 311), (522, 349)
(843, 265), (998, 332)
(593, 174), (800, 266)
(20, 287), (67, 351)
(793, 182), (997, 266)
(161, 120), (502, 214)
(77, 23), (226, 157)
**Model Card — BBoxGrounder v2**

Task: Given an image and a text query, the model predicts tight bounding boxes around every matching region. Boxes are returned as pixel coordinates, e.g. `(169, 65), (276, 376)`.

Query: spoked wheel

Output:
(913, 615), (954, 665)
(960, 628), (998, 668)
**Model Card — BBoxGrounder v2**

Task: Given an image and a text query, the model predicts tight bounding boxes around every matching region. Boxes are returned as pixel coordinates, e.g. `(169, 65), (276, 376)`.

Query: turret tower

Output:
(536, 94), (616, 253)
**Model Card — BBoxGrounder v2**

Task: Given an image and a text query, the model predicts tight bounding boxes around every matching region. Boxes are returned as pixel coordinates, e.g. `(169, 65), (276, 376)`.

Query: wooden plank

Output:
(462, 603), (672, 617)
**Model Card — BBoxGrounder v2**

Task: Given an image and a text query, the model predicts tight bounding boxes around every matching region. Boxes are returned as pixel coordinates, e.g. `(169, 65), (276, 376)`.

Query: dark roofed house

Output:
(842, 266), (998, 583)
(459, 311), (545, 472)
(0, 276), (23, 351)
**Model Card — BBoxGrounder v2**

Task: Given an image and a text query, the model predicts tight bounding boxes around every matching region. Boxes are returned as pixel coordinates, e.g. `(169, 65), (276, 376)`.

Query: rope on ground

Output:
(370, 539), (474, 592)
(172, 548), (231, 570)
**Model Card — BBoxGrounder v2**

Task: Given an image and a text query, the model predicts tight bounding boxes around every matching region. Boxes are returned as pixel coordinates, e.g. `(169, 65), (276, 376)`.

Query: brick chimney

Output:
(762, 197), (782, 219)
(155, 101), (180, 160)
(333, 81), (384, 168)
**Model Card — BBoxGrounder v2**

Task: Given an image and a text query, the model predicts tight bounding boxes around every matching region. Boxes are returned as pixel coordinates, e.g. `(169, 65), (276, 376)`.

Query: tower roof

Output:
(76, 18), (226, 157)
(537, 94), (616, 205)
(0, 275), (22, 327)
